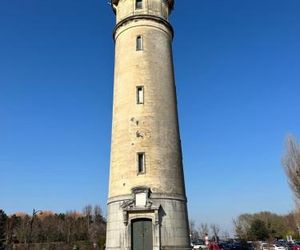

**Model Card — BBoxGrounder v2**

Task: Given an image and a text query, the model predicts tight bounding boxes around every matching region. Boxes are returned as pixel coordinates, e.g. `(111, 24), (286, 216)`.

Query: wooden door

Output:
(132, 219), (153, 250)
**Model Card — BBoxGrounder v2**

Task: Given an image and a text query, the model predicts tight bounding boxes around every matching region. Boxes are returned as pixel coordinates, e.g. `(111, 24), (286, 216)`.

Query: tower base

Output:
(106, 190), (191, 250)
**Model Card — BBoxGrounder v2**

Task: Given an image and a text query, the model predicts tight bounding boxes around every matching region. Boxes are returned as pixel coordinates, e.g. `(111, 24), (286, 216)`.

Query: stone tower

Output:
(106, 0), (190, 249)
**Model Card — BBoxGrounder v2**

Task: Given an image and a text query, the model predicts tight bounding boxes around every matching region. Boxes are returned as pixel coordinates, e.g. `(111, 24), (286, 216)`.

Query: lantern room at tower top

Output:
(110, 0), (175, 22)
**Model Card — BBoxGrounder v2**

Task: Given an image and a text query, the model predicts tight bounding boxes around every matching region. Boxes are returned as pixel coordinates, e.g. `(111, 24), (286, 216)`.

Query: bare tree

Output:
(282, 135), (300, 201)
(197, 223), (209, 240)
(83, 205), (93, 218)
(221, 230), (230, 240)
(0, 210), (7, 248)
(83, 205), (93, 233)
(189, 219), (199, 241)
(210, 224), (220, 242)
(282, 135), (300, 236)
(233, 214), (252, 239)
(93, 205), (103, 222)
(89, 205), (106, 245)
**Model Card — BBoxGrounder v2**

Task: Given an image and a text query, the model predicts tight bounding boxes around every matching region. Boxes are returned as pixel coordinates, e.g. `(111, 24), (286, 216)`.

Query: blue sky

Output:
(0, 0), (299, 233)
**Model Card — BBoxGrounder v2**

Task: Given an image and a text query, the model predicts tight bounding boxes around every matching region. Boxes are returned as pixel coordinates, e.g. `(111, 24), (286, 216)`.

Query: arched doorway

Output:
(131, 218), (153, 250)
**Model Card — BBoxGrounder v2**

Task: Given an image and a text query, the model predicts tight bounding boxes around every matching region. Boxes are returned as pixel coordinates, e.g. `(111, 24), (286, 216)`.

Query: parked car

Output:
(291, 245), (300, 250)
(192, 239), (208, 249)
(273, 244), (287, 250)
(261, 243), (275, 250)
(219, 243), (231, 250)
(286, 243), (296, 250)
(246, 242), (255, 250)
(208, 242), (220, 250)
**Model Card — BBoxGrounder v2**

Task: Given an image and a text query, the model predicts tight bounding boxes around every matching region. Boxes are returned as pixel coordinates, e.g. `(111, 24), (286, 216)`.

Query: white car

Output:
(261, 243), (274, 250)
(192, 240), (208, 250)
(261, 243), (286, 250)
(273, 244), (287, 250)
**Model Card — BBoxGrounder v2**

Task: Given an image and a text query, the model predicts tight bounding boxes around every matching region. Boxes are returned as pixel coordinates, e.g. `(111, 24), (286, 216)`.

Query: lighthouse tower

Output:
(106, 0), (190, 249)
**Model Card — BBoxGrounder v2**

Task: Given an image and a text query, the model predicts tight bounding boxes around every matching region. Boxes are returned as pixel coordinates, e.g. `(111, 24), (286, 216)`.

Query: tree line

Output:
(0, 205), (106, 250)
(190, 211), (298, 242)
(234, 211), (298, 241)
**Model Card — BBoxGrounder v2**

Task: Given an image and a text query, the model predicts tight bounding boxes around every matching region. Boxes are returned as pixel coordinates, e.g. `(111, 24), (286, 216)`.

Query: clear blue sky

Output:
(1, 0), (299, 233)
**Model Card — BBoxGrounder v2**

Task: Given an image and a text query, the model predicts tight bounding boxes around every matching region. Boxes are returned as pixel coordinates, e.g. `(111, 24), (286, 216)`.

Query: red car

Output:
(292, 245), (300, 250)
(209, 242), (220, 250)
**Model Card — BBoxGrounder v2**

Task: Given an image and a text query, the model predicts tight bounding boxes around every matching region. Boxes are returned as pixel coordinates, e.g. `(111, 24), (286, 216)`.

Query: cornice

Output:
(113, 14), (174, 40)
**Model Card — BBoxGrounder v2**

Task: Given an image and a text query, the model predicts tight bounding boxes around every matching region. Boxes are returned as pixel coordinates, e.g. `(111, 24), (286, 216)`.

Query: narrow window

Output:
(136, 0), (143, 9)
(137, 153), (145, 174)
(136, 36), (143, 51)
(136, 86), (144, 104)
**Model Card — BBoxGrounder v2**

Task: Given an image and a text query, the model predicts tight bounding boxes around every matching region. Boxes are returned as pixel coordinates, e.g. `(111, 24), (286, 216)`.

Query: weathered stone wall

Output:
(109, 18), (186, 198)
(106, 196), (190, 249)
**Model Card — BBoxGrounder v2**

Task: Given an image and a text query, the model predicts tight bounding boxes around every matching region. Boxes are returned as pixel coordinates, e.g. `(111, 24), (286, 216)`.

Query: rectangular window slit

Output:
(137, 86), (144, 104)
(137, 153), (145, 174)
(136, 0), (143, 9)
(136, 36), (143, 51)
